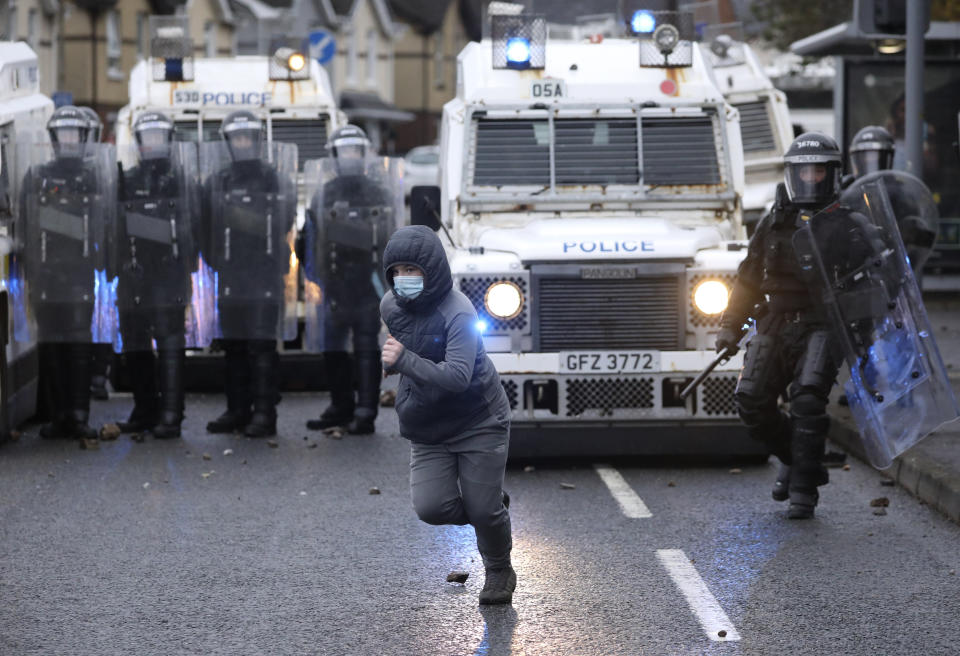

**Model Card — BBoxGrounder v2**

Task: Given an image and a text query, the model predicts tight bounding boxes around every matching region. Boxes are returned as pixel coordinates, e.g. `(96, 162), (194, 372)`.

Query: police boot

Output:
(63, 343), (97, 441)
(207, 343), (251, 433)
(117, 351), (159, 433)
(307, 351), (355, 430)
(478, 566), (517, 605)
(90, 344), (113, 401)
(245, 344), (278, 438)
(346, 350), (380, 435)
(787, 423), (829, 520)
(152, 347), (184, 440)
(772, 464), (790, 502)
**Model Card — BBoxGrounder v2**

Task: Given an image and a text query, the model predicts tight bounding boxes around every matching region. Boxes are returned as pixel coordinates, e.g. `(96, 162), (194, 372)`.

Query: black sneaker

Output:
(478, 566), (516, 605)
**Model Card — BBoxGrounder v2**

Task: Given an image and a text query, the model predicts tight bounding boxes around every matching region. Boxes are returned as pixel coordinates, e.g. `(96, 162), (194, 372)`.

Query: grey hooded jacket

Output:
(380, 226), (510, 444)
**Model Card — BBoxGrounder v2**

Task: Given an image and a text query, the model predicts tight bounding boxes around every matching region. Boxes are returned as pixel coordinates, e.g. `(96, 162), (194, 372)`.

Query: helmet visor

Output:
(226, 131), (261, 162)
(137, 128), (172, 160)
(785, 163), (838, 205)
(851, 150), (893, 178)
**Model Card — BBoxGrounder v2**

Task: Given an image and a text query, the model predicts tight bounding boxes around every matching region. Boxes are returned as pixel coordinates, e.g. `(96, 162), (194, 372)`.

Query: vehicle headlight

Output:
(484, 281), (524, 320)
(693, 280), (729, 315)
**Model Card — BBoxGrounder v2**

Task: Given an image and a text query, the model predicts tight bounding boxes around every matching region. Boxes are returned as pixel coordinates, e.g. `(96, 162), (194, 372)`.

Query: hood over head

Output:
(383, 225), (452, 311)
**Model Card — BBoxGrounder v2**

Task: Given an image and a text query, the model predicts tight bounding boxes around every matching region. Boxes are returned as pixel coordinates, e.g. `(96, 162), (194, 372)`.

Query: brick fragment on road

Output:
(870, 497), (890, 507)
(380, 389), (397, 407)
(202, 453), (212, 461)
(446, 571), (469, 584)
(873, 508), (888, 516)
(267, 440), (279, 448)
(79, 438), (99, 450)
(223, 449), (234, 456)
(668, 481), (677, 487)
(323, 428), (344, 440)
(728, 468), (742, 475)
(843, 464), (851, 471)
(560, 482), (576, 490)
(369, 487), (381, 495)
(307, 442), (318, 449)
(100, 424), (121, 441)
(523, 465), (535, 472)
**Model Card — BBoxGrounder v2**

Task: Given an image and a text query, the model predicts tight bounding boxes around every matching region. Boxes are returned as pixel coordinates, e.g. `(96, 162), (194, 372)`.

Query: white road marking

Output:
(593, 464), (652, 518)
(656, 549), (742, 642)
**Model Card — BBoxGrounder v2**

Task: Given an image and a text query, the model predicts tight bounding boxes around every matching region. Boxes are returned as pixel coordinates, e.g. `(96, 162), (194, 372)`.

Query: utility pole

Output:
(904, 0), (929, 175)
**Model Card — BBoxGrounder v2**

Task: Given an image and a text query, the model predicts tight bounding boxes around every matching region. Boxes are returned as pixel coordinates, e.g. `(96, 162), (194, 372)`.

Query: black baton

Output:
(679, 346), (733, 401)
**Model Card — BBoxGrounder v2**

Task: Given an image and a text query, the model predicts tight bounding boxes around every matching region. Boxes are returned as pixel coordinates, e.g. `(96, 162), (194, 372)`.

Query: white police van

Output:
(116, 17), (345, 223)
(415, 8), (760, 456)
(0, 42), (54, 430)
(700, 23), (794, 233)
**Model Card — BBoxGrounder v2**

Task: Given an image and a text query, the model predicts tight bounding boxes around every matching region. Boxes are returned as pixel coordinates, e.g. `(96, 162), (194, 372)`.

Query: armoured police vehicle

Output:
(0, 42), (54, 432)
(116, 17), (345, 222)
(415, 9), (758, 456)
(700, 23), (794, 233)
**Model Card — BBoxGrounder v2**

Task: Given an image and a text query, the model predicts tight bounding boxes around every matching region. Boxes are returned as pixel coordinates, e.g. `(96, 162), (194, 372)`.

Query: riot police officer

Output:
(21, 106), (114, 440)
(204, 110), (297, 437)
(716, 133), (845, 519)
(844, 125), (938, 278)
(304, 125), (393, 435)
(79, 106), (112, 401)
(114, 112), (200, 438)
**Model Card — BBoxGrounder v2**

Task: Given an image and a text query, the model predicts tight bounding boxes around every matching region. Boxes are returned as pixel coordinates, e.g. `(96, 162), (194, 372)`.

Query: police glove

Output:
(715, 325), (743, 357)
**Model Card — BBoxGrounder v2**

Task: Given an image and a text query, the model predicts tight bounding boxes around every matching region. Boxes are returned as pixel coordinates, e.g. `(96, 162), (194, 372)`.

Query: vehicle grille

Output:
(700, 374), (738, 416)
(642, 115), (721, 185)
(271, 117), (329, 168)
(535, 274), (683, 350)
(734, 101), (777, 153)
(502, 380), (519, 410)
(567, 377), (655, 417)
(459, 275), (529, 332)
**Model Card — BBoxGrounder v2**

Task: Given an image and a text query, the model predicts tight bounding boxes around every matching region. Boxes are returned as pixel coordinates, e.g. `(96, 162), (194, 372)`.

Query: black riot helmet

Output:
(133, 111), (175, 162)
(849, 125), (894, 179)
(220, 110), (263, 163)
(783, 132), (843, 207)
(47, 105), (91, 161)
(79, 106), (102, 143)
(329, 124), (370, 176)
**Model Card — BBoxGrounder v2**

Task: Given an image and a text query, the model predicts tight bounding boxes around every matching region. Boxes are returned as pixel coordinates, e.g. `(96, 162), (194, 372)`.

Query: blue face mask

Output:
(394, 275), (424, 299)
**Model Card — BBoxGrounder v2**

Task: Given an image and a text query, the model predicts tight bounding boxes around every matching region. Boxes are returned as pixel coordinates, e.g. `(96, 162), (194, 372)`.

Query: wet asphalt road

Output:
(1, 393), (959, 656)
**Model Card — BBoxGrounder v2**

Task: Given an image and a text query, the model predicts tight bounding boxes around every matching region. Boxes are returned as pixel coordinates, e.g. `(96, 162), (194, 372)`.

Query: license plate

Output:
(559, 351), (660, 374)
(529, 79), (566, 100)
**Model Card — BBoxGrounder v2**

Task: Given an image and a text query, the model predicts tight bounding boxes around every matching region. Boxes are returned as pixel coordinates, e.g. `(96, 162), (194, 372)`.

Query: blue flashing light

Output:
(475, 319), (488, 334)
(165, 58), (184, 81)
(631, 10), (656, 34)
(505, 37), (532, 65)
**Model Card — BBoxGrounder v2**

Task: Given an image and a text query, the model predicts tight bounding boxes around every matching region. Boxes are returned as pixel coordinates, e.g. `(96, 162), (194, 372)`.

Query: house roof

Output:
(387, 0), (454, 35)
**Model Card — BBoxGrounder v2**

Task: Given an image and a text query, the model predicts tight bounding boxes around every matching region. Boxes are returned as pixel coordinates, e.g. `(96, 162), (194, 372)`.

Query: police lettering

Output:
(562, 240), (654, 253)
(198, 91), (272, 106)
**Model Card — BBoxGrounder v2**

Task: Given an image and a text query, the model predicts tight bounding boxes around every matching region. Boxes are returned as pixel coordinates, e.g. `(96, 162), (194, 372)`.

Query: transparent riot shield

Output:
(200, 141), (298, 341)
(840, 170), (939, 274)
(793, 182), (959, 468)
(12, 142), (117, 344)
(113, 142), (210, 352)
(301, 156), (403, 352)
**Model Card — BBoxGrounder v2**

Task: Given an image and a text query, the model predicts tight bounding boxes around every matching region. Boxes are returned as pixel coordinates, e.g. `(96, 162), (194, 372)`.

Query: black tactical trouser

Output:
(734, 312), (839, 497)
(218, 303), (281, 422)
(322, 300), (382, 420)
(118, 307), (187, 426)
(36, 303), (94, 427)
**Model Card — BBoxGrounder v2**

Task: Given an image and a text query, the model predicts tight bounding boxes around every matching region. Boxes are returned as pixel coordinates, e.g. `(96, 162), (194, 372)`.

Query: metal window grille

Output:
(733, 100), (777, 154)
(638, 11), (695, 68)
(566, 377), (655, 417)
(270, 118), (329, 168)
(642, 115), (721, 185)
(458, 275), (529, 332)
(554, 119), (640, 185)
(700, 374), (738, 416)
(472, 119), (550, 186)
(688, 272), (737, 327)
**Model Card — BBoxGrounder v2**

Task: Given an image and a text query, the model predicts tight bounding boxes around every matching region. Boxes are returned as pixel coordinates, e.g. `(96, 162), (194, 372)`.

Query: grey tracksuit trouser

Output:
(409, 415), (512, 570)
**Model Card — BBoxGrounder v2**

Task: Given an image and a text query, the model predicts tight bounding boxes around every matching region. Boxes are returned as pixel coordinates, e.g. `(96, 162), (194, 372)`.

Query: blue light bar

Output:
(475, 319), (488, 334)
(505, 37), (532, 65)
(631, 10), (656, 34)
